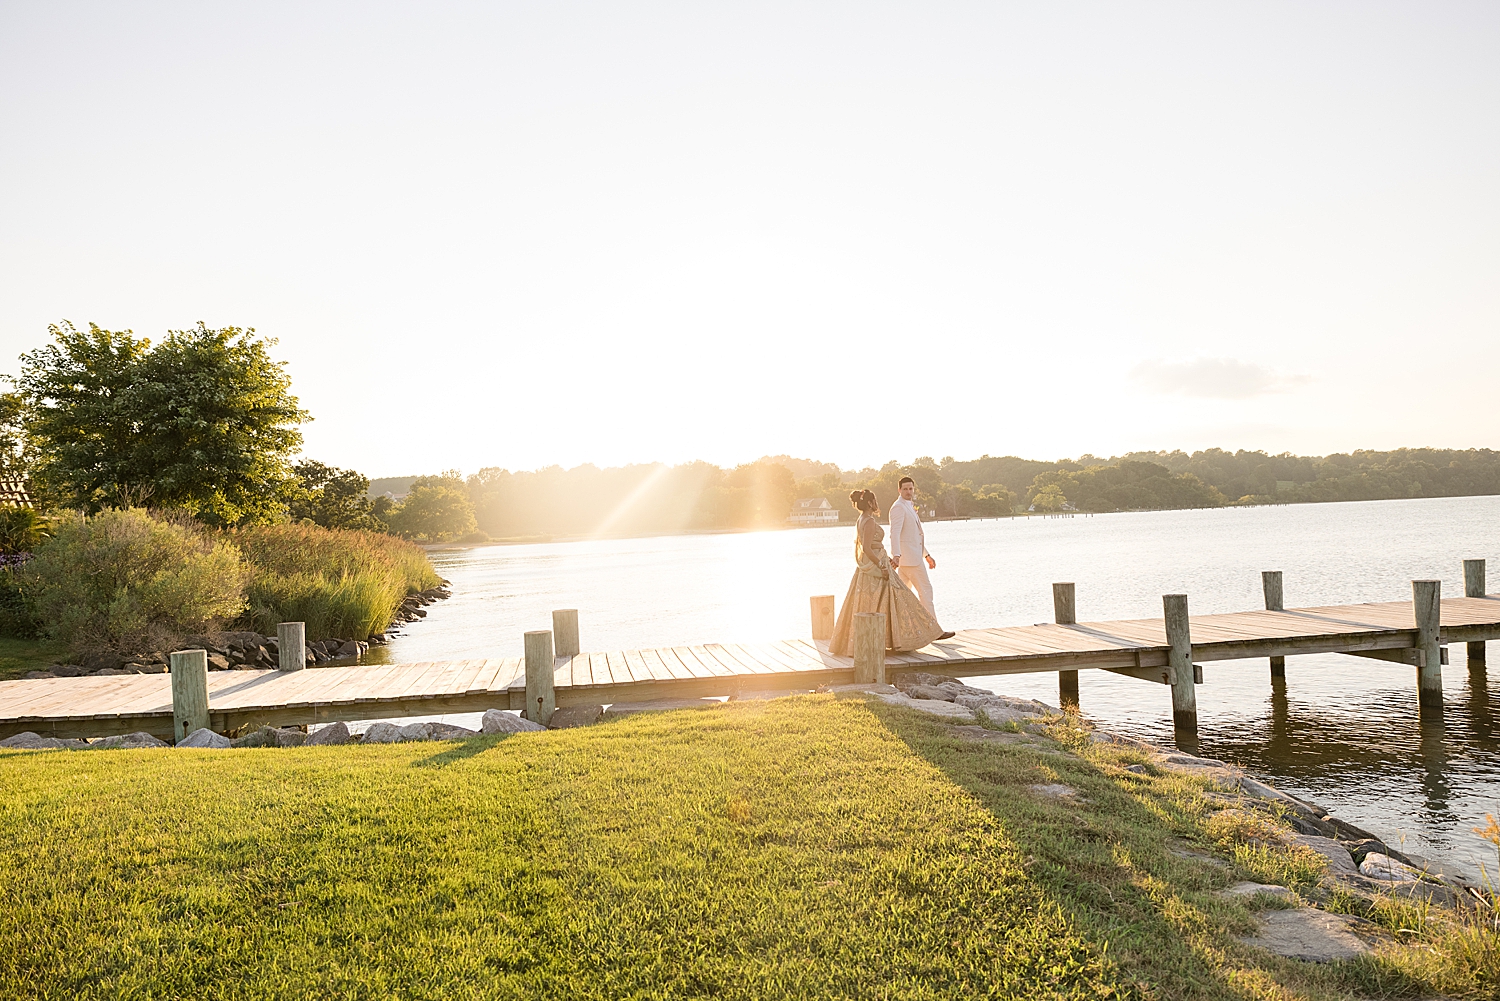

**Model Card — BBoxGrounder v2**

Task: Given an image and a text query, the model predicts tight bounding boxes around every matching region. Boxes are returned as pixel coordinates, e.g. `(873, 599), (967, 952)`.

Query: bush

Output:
(231, 524), (442, 640)
(20, 509), (247, 653)
(0, 508), (49, 555)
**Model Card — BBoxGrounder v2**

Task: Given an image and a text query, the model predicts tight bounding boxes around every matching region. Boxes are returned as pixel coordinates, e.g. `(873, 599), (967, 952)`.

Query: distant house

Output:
(789, 497), (839, 526)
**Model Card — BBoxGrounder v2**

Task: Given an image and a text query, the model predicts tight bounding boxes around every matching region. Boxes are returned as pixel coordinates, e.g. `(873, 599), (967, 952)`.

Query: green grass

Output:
(0, 636), (68, 681)
(0, 696), (1494, 999)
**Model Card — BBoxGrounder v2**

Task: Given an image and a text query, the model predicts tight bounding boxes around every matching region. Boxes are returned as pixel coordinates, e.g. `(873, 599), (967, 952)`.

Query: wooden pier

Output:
(1, 566), (1496, 742)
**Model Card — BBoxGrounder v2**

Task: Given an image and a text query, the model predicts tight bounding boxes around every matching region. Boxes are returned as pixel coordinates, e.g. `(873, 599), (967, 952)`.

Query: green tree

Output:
(15, 321), (308, 525)
(288, 460), (384, 531)
(388, 472), (477, 542)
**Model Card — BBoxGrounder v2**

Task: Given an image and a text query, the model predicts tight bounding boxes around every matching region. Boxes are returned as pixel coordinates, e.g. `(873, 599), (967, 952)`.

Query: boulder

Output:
(1241, 907), (1373, 962)
(907, 684), (956, 701)
(206, 653), (231, 671)
(362, 722), (405, 743)
(1360, 852), (1421, 881)
(177, 728), (230, 749)
(428, 723), (478, 740)
(93, 667), (129, 676)
(51, 664), (86, 678)
(1030, 783), (1077, 799)
(1, 731), (73, 750)
(1321, 815), (1379, 842)
(337, 640), (363, 659)
(875, 692), (977, 720)
(231, 726), (308, 748)
(88, 731), (168, 749)
(397, 722), (433, 741)
(1291, 834), (1359, 875)
(1222, 881), (1294, 901)
(22, 670), (56, 679)
(935, 681), (996, 697)
(547, 705), (604, 728)
(1341, 838), (1410, 866)
(305, 722), (351, 746)
(481, 709), (547, 734)
(1160, 753), (1228, 768)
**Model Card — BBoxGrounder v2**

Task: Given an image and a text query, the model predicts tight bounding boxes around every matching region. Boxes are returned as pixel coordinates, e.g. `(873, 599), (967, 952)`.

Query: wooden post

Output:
(552, 609), (580, 658)
(277, 621), (306, 672)
(1465, 559), (1485, 667)
(1262, 571), (1285, 679)
(810, 595), (836, 642)
(852, 612), (886, 685)
(1053, 583), (1079, 707)
(169, 649), (210, 742)
(524, 630), (556, 724)
(1413, 580), (1443, 710)
(1163, 594), (1197, 732)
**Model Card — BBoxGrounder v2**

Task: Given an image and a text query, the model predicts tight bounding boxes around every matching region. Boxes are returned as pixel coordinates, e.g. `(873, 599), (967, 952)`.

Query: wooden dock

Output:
(2, 580), (1497, 741)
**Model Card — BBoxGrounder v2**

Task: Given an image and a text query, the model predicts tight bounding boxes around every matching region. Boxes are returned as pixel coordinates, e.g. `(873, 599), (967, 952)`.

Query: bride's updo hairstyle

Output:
(849, 489), (879, 515)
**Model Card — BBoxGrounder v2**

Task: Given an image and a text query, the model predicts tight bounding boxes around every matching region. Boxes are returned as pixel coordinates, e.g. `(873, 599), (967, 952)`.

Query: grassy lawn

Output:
(0, 636), (67, 681)
(0, 695), (1494, 1000)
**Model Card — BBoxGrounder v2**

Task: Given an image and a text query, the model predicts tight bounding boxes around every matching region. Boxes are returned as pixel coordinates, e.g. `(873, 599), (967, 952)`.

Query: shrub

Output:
(231, 524), (441, 640)
(0, 508), (49, 555)
(20, 509), (247, 653)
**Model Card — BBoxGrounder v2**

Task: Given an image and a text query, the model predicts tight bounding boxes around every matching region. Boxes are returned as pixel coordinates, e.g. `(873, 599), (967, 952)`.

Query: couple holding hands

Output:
(829, 476), (956, 656)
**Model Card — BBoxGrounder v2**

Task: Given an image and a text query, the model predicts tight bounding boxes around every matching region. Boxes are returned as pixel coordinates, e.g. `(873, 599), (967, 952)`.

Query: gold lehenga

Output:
(828, 514), (944, 655)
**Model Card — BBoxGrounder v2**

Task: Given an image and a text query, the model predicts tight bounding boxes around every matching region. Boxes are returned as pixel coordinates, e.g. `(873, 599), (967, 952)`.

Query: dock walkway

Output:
(3, 590), (1498, 741)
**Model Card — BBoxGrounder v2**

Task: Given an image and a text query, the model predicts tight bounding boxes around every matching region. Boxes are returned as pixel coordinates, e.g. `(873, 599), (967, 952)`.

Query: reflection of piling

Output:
(169, 649), (210, 741)
(1262, 571), (1285, 679)
(1052, 583), (1079, 710)
(810, 596), (835, 642)
(1414, 580), (1443, 712)
(1465, 559), (1486, 671)
(524, 630), (555, 724)
(852, 613), (885, 685)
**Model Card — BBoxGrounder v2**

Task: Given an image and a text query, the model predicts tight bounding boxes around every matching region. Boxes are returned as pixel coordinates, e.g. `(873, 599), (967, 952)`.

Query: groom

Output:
(889, 476), (955, 639)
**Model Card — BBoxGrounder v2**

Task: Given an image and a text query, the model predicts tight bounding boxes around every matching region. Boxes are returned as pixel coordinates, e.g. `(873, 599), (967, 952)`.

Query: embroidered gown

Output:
(828, 513), (944, 655)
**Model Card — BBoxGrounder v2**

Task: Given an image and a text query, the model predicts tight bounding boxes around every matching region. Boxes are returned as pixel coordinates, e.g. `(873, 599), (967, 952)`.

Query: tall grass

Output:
(231, 524), (442, 640)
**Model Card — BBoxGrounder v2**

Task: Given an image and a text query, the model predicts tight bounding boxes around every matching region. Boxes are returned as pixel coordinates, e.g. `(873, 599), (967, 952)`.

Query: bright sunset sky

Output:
(1, 2), (1496, 477)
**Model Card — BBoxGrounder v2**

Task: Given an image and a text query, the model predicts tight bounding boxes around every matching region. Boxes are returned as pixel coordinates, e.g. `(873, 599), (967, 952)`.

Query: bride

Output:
(829, 489), (949, 655)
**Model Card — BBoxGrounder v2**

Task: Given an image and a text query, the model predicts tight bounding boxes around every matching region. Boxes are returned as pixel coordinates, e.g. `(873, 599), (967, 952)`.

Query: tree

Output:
(288, 460), (385, 530)
(15, 321), (308, 525)
(388, 472), (477, 541)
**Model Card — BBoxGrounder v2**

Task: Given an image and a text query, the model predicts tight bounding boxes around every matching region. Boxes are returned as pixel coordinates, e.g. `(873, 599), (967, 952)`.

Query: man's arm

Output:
(888, 502), (905, 563)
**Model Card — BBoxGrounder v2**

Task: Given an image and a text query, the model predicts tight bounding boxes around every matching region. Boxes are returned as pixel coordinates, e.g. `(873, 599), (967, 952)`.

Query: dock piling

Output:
(552, 610), (580, 658)
(1413, 580), (1443, 710)
(1465, 559), (1486, 668)
(169, 649), (210, 741)
(1053, 583), (1079, 708)
(1262, 571), (1285, 679)
(852, 612), (885, 685)
(524, 630), (556, 725)
(810, 595), (835, 642)
(277, 621), (306, 672)
(1163, 594), (1197, 734)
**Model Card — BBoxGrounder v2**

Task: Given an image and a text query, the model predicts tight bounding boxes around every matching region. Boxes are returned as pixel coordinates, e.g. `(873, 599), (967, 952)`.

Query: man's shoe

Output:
(937, 631), (956, 640)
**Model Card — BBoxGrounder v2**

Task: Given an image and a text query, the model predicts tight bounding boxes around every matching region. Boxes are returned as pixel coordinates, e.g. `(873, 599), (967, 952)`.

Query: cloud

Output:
(1128, 357), (1310, 399)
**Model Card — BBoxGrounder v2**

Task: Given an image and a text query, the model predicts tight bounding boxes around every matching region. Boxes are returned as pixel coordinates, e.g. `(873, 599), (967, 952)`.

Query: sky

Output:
(1, 1), (1497, 477)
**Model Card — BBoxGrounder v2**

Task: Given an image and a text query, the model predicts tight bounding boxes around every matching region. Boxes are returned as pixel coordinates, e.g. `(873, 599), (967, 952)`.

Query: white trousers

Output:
(897, 560), (935, 619)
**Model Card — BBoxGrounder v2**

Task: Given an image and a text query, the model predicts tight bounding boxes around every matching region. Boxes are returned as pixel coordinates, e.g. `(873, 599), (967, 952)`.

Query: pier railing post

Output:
(810, 595), (835, 642)
(1052, 583), (1079, 709)
(1262, 571), (1285, 680)
(1163, 594), (1197, 735)
(852, 612), (886, 685)
(1464, 559), (1485, 669)
(277, 621), (306, 672)
(552, 609), (580, 658)
(1413, 580), (1443, 710)
(169, 649), (210, 742)
(524, 630), (556, 725)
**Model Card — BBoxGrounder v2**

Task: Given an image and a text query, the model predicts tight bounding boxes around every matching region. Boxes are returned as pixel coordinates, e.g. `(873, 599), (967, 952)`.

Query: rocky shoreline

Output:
(20, 584), (452, 679)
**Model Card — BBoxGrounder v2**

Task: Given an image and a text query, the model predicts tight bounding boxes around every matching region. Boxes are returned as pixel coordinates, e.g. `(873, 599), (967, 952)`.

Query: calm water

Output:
(381, 496), (1500, 880)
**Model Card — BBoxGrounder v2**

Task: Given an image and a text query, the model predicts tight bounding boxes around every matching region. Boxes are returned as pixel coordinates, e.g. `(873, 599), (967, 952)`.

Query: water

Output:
(380, 495), (1500, 880)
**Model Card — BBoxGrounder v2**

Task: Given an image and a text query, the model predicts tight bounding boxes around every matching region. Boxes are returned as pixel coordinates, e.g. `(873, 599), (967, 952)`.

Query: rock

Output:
(1286, 814), (1341, 839)
(1223, 881), (1294, 901)
(1291, 834), (1359, 875)
(875, 692), (977, 720)
(1125, 763), (1152, 775)
(602, 698), (725, 719)
(363, 722), (406, 743)
(93, 667), (129, 676)
(1030, 783), (1077, 799)
(1321, 815), (1379, 842)
(398, 722), (433, 741)
(893, 671), (960, 689)
(305, 722), (351, 746)
(935, 681), (996, 697)
(177, 728), (230, 749)
(137, 663), (168, 674)
(51, 664), (85, 678)
(1240, 907), (1373, 962)
(428, 723), (478, 740)
(88, 731), (169, 749)
(1360, 852), (1421, 881)
(369, 633), (388, 645)
(337, 640), (363, 658)
(907, 684), (957, 701)
(1, 731), (70, 750)
(1160, 753), (1227, 768)
(22, 670), (56, 679)
(206, 653), (231, 671)
(1340, 838), (1410, 867)
(231, 726), (308, 748)
(480, 709), (547, 734)
(547, 705), (603, 728)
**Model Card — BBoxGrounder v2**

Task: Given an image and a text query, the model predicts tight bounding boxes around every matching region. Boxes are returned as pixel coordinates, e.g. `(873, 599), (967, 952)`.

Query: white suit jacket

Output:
(888, 497), (928, 564)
